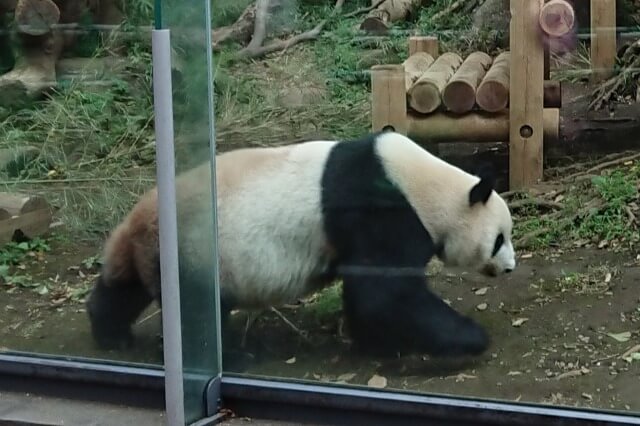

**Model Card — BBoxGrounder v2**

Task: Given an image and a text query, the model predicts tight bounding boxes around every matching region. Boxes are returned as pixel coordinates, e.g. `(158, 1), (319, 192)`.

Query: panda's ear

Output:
(469, 163), (495, 206)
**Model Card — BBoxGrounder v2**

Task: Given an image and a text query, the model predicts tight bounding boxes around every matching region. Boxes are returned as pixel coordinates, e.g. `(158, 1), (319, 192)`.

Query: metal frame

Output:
(2, 353), (640, 426)
(152, 26), (186, 425)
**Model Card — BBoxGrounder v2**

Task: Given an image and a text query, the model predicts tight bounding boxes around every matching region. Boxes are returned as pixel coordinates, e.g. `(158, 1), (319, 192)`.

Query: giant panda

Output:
(86, 130), (516, 359)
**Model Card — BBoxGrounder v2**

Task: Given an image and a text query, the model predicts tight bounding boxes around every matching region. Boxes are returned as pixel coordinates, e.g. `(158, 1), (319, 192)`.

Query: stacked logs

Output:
(0, 193), (53, 245)
(401, 50), (561, 115)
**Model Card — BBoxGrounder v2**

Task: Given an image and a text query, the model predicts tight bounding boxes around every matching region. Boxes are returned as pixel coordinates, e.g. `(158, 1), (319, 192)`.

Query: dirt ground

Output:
(1, 237), (639, 415)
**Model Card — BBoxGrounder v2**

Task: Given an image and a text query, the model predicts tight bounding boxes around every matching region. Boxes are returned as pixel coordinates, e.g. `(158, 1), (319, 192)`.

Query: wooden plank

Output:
(590, 0), (616, 82)
(509, 0), (545, 189)
(371, 64), (408, 134)
(0, 209), (53, 246)
(408, 36), (439, 58)
(407, 108), (559, 144)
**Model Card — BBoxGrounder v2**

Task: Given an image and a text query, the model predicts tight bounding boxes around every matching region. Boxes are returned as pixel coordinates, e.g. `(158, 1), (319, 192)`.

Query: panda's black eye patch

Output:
(492, 233), (504, 257)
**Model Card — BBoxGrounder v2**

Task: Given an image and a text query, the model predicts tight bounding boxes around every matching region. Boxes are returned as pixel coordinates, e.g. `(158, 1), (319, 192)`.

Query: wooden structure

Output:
(370, 0), (579, 190)
(590, 0), (617, 82)
(0, 193), (53, 245)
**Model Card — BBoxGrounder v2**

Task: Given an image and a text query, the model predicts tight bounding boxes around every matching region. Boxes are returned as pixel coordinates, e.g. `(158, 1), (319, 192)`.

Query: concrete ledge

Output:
(0, 391), (166, 426)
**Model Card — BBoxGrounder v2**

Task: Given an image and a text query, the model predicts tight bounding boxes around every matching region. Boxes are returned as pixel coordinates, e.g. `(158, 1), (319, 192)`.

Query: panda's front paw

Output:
(453, 317), (490, 356)
(424, 316), (490, 358)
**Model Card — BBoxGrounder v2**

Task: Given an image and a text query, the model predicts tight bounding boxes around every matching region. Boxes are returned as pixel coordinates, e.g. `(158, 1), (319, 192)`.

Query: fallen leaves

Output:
(607, 331), (632, 343)
(285, 356), (296, 364)
(474, 287), (488, 296)
(367, 374), (387, 388)
(511, 318), (529, 327)
(621, 344), (640, 363)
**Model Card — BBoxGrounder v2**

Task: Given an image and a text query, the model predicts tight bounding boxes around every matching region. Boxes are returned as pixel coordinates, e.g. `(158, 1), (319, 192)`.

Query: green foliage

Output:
(514, 163), (640, 251)
(0, 238), (50, 266)
(305, 282), (343, 324)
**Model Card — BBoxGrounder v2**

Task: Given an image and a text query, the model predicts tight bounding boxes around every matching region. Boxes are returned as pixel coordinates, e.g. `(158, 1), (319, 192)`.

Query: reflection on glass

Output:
(214, 0), (640, 416)
(0, 0), (162, 365)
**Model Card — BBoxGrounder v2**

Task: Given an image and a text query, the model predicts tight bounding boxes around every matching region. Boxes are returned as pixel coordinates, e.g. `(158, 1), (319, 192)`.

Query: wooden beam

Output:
(509, 0), (545, 189)
(408, 35), (439, 58)
(590, 0), (617, 82)
(407, 108), (559, 144)
(371, 64), (408, 134)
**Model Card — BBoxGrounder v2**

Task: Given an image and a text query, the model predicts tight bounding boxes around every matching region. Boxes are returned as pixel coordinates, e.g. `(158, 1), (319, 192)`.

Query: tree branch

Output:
(244, 0), (270, 52)
(236, 0), (346, 60)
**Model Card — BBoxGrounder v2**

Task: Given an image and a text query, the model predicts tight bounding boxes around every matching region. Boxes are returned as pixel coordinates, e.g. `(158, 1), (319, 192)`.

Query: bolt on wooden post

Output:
(509, 0), (544, 190)
(371, 64), (408, 134)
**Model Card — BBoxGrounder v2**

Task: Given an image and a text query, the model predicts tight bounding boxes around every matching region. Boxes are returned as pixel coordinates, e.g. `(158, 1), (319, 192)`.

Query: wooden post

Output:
(509, 0), (545, 189)
(590, 0), (616, 82)
(408, 36), (439, 58)
(371, 64), (408, 134)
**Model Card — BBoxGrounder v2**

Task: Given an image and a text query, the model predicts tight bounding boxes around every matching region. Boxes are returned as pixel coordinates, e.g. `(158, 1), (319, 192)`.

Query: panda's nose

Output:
(505, 268), (513, 273)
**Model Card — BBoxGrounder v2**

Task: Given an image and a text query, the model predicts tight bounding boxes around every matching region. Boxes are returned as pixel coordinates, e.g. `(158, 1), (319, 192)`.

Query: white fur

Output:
(374, 132), (516, 276)
(213, 141), (337, 309)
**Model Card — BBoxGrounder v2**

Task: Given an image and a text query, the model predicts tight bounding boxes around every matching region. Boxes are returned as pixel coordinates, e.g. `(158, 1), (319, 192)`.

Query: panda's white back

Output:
(212, 140), (338, 309)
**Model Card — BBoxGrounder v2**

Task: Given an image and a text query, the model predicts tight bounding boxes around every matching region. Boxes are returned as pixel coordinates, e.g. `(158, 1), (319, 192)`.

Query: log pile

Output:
(0, 193), (53, 245)
(399, 49), (562, 115)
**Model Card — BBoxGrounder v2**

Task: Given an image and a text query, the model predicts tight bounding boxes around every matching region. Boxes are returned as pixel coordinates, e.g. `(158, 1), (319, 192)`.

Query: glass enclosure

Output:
(2, 0), (640, 424)
(0, 0), (162, 366)
(211, 0), (640, 418)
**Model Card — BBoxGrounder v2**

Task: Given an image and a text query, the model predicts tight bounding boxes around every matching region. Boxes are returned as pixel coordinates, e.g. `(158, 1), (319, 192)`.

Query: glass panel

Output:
(214, 0), (640, 417)
(156, 0), (220, 422)
(0, 0), (162, 367)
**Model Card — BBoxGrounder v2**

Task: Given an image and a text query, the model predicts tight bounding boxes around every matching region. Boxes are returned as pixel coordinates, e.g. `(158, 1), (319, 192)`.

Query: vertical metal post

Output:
(152, 28), (185, 426)
(204, 0), (223, 414)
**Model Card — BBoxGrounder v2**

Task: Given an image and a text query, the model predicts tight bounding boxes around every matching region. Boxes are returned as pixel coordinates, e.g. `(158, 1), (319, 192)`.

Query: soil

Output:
(1, 237), (639, 415)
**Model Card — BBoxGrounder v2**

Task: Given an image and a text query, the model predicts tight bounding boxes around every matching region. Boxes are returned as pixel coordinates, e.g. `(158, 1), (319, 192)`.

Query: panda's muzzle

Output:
(481, 264), (499, 277)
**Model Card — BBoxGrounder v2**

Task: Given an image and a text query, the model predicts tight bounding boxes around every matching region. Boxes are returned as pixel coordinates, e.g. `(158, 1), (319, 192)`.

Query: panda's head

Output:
(437, 165), (516, 277)
(373, 131), (516, 277)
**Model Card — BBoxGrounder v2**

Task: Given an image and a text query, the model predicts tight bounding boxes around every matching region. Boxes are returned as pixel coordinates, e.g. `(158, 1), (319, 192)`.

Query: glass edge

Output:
(218, 375), (640, 426)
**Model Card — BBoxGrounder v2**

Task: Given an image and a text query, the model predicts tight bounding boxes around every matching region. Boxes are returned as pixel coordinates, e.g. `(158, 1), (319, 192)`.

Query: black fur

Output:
(469, 163), (496, 205)
(86, 274), (154, 350)
(321, 132), (489, 358)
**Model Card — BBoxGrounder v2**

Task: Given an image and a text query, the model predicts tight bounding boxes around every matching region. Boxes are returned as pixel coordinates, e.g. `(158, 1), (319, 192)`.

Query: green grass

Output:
(513, 162), (640, 251)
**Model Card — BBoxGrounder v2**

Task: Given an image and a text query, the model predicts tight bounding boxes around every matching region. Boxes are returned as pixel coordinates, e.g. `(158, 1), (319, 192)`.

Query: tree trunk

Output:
(361, 0), (423, 34)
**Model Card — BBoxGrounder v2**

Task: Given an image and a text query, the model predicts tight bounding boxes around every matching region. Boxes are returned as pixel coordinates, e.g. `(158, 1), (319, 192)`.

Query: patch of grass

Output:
(0, 45), (156, 240)
(0, 237), (50, 267)
(553, 264), (618, 295)
(513, 162), (640, 251)
(304, 282), (343, 324)
(551, 42), (592, 83)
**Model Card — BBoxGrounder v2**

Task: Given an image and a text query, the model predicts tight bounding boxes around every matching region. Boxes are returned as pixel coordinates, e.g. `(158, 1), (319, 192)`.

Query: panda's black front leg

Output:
(342, 272), (490, 358)
(86, 274), (154, 350)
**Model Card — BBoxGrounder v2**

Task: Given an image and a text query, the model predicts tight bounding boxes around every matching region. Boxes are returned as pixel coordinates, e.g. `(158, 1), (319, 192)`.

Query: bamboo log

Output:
(406, 108), (559, 144)
(0, 192), (50, 216)
(539, 0), (575, 37)
(476, 52), (561, 111)
(476, 51), (510, 112)
(407, 52), (463, 114)
(402, 52), (435, 91)
(442, 52), (493, 114)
